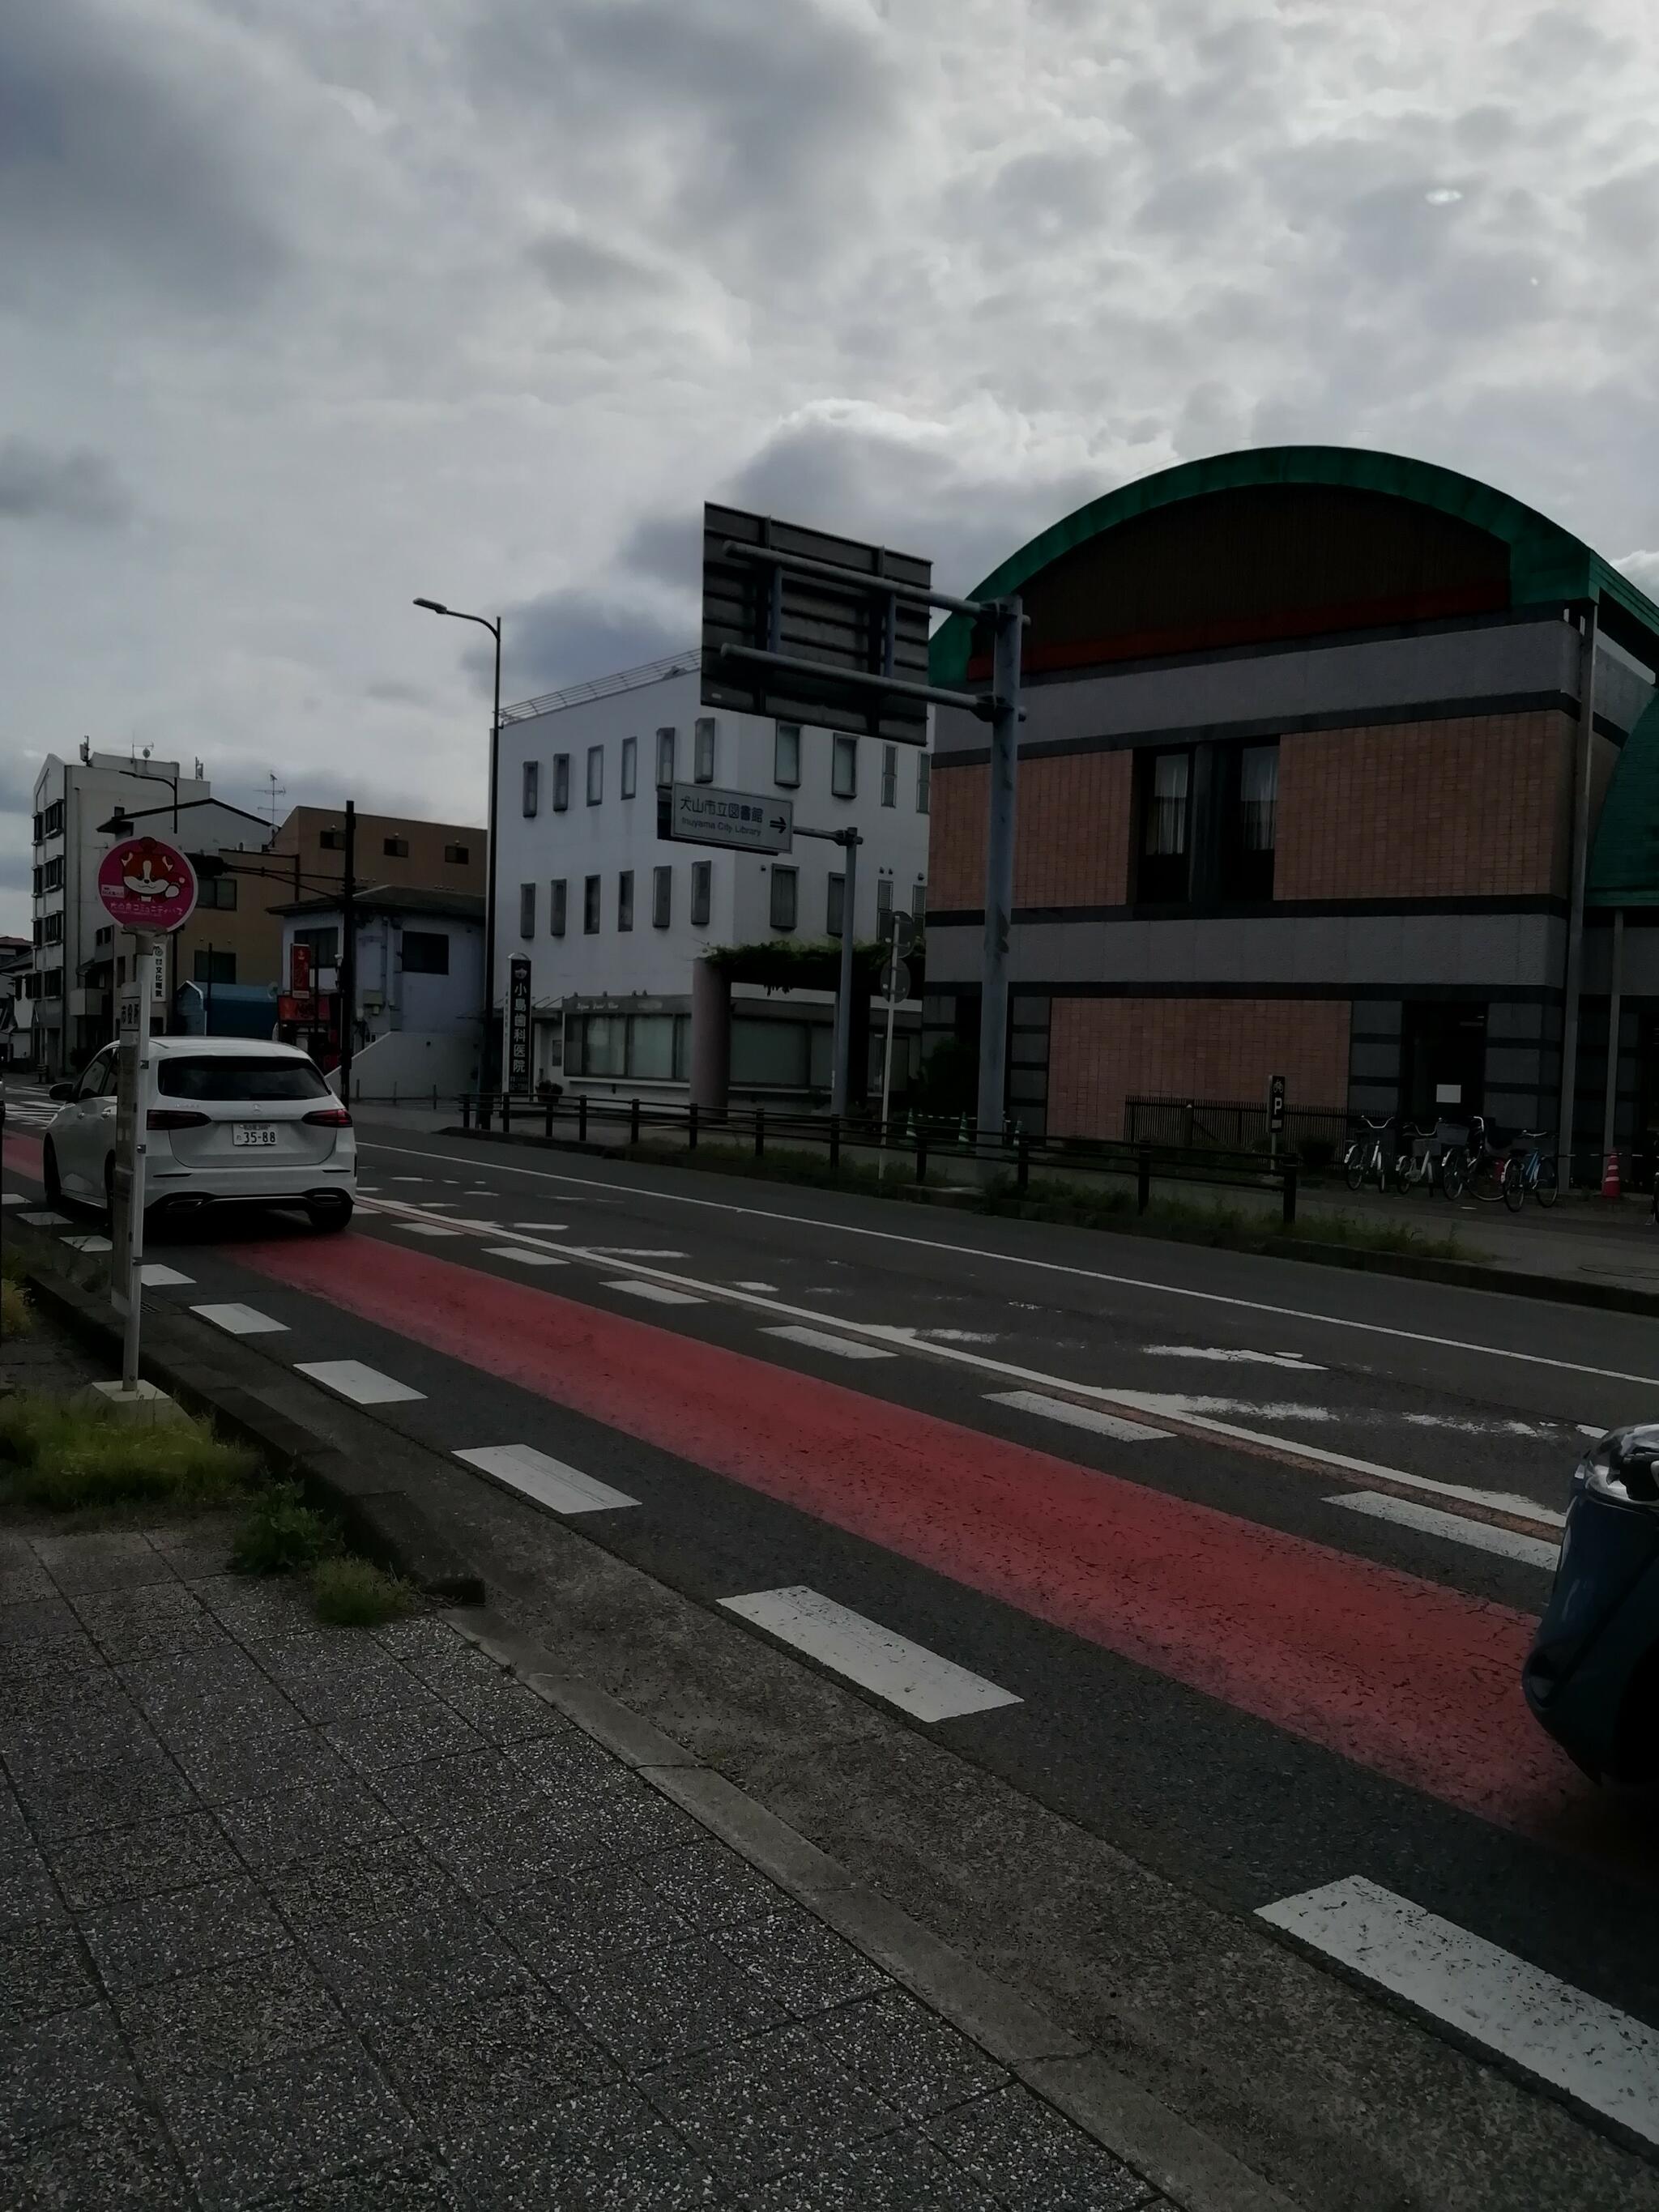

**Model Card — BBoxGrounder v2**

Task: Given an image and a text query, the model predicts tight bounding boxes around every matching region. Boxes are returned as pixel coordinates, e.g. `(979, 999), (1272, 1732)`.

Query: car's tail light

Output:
(303, 1107), (352, 1127)
(147, 1109), (210, 1130)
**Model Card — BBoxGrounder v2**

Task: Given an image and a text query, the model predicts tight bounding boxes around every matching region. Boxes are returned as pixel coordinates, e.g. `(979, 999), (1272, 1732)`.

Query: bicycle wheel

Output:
(1469, 1153), (1506, 1203)
(1503, 1157), (1527, 1212)
(1441, 1151), (1467, 1200)
(1344, 1144), (1366, 1192)
(1537, 1156), (1559, 1208)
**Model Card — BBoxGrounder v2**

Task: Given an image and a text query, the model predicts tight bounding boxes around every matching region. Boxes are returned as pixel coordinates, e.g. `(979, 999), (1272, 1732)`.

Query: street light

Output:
(414, 595), (501, 1091)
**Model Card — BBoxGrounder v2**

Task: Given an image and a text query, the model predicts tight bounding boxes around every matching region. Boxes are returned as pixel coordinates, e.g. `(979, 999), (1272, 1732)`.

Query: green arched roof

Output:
(930, 444), (1659, 684)
(1589, 694), (1659, 908)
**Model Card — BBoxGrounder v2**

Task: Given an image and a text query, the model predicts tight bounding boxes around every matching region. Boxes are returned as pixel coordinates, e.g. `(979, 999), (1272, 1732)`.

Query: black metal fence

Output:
(1124, 1093), (1351, 1165)
(446, 1090), (1302, 1226)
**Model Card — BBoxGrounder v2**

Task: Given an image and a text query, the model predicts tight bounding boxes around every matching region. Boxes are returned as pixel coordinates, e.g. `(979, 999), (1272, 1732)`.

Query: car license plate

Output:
(232, 1124), (278, 1148)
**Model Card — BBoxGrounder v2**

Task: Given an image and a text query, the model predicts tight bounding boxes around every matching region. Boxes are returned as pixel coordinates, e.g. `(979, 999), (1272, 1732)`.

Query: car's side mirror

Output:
(49, 1083), (74, 1101)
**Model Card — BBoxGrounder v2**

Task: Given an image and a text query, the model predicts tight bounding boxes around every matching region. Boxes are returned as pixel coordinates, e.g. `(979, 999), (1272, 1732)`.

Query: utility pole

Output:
(414, 598), (501, 1091)
(339, 800), (356, 1105)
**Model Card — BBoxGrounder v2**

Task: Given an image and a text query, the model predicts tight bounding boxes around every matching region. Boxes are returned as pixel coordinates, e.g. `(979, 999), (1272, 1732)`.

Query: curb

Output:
(449, 1603), (1303, 2212)
(19, 1256), (485, 1605)
(433, 1122), (1659, 1319)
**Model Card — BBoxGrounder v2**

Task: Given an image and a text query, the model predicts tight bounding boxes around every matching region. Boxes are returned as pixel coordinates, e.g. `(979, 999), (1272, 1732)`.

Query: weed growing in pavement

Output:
(230, 1483), (342, 1575)
(310, 1555), (418, 1626)
(0, 1393), (256, 1512)
(1, 1278), (33, 1336)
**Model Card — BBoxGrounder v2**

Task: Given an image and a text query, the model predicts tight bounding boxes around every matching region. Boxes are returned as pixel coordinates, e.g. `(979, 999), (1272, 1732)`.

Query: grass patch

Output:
(310, 1554), (418, 1626)
(230, 1482), (342, 1576)
(0, 1393), (257, 1513)
(1, 1278), (33, 1336)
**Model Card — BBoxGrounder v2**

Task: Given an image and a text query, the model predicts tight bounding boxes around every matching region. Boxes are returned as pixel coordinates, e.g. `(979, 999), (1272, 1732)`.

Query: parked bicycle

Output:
(1343, 1115), (1394, 1193)
(1439, 1113), (1508, 1203)
(1502, 1131), (1559, 1211)
(1391, 1119), (1461, 1198)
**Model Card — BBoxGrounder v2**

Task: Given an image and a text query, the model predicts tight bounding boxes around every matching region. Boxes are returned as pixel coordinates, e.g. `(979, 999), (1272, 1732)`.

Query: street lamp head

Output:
(412, 598), (448, 614)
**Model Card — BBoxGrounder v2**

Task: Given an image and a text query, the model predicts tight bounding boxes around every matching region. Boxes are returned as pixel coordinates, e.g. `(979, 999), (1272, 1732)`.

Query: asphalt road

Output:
(6, 1097), (1659, 2210)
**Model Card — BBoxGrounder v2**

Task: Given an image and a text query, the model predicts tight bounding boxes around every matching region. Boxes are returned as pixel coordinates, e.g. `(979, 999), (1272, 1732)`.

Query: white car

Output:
(43, 1037), (356, 1233)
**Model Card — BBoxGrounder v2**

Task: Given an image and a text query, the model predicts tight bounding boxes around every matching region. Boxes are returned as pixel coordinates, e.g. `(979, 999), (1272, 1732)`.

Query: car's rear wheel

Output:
(43, 1140), (62, 1209)
(307, 1197), (352, 1234)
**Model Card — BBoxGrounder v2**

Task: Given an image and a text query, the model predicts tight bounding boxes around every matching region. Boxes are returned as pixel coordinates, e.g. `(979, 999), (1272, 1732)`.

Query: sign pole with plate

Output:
(95, 835), (198, 1399)
(877, 913), (914, 1174)
(507, 956), (533, 1096)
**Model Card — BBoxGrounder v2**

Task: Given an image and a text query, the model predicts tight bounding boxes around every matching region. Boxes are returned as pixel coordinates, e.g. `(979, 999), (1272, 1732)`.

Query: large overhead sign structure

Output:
(701, 505), (933, 745)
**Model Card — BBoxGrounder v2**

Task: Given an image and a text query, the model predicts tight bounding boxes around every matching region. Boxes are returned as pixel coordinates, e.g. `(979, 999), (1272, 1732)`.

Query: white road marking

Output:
(719, 1587), (1021, 1723)
(763, 1324), (894, 1362)
(591, 1247), (688, 1259)
(607, 1280), (704, 1306)
(19, 1210), (69, 1225)
(1328, 1492), (1559, 1571)
(513, 1222), (569, 1231)
(192, 1302), (288, 1337)
(1257, 1877), (1659, 2146)
(1145, 1345), (1324, 1370)
(393, 1221), (463, 1238)
(360, 1138), (1659, 1388)
(1, 1192), (23, 1208)
(735, 1280), (778, 1293)
(1578, 1423), (1606, 1440)
(390, 1176), (426, 1182)
(61, 1234), (112, 1252)
(990, 1390), (1169, 1443)
(481, 1247), (568, 1267)
(139, 1264), (193, 1287)
(295, 1359), (425, 1405)
(454, 1444), (637, 1515)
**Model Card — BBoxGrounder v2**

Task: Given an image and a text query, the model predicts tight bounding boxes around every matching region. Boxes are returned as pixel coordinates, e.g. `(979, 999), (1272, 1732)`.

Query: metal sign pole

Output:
(830, 831), (859, 1117)
(115, 932), (156, 1392)
(976, 597), (1024, 1140)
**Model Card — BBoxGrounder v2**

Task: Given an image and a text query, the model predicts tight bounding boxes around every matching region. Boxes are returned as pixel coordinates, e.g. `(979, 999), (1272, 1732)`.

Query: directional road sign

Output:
(660, 782), (793, 855)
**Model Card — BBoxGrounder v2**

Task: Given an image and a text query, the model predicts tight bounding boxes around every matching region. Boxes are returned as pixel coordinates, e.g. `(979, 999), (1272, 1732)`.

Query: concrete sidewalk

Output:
(0, 1526), (1168, 2210)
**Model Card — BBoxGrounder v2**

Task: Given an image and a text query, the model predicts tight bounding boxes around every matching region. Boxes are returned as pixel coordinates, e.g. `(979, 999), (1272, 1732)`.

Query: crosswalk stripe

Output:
(61, 1234), (112, 1253)
(192, 1303), (288, 1337)
(763, 1324), (893, 1362)
(719, 1586), (1020, 1723)
(1258, 1877), (1659, 2145)
(138, 1264), (193, 1287)
(1328, 1492), (1559, 1571)
(989, 1389), (1169, 1443)
(294, 1359), (424, 1405)
(19, 1211), (69, 1226)
(454, 1444), (637, 1515)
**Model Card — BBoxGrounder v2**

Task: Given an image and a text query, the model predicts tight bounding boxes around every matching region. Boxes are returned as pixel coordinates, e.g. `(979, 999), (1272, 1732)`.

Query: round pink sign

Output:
(96, 836), (198, 933)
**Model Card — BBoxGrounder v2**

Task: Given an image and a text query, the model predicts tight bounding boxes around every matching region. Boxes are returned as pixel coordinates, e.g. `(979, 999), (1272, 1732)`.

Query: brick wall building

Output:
(924, 447), (1659, 1168)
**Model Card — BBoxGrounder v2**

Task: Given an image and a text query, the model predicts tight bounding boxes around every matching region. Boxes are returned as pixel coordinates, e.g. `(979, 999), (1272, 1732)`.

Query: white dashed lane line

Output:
(393, 1222), (463, 1238)
(989, 1390), (1169, 1443)
(512, 1222), (569, 1232)
(481, 1247), (568, 1267)
(1328, 1492), (1559, 1571)
(192, 1303), (288, 1338)
(295, 1359), (425, 1406)
(1258, 1877), (1659, 2146)
(606, 1280), (704, 1306)
(719, 1587), (1021, 1723)
(454, 1445), (637, 1515)
(763, 1324), (894, 1362)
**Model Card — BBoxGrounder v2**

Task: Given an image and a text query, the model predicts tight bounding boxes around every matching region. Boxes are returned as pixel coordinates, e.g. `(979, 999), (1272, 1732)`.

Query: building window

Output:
(552, 754), (570, 812)
(42, 969), (63, 1000)
(42, 857), (63, 893)
(193, 950), (236, 986)
(32, 812), (41, 843)
(916, 752), (931, 813)
(567, 1012), (690, 1082)
(550, 879), (567, 937)
(1223, 743), (1279, 901)
(293, 926), (339, 967)
(1139, 749), (1192, 903)
(652, 866), (672, 928)
(770, 866), (797, 931)
(586, 746), (603, 805)
(881, 744), (898, 808)
(402, 930), (450, 975)
(617, 870), (634, 931)
(583, 875), (601, 933)
(694, 717), (716, 783)
(319, 828), (345, 852)
(42, 911), (62, 944)
(519, 882), (536, 938)
(656, 728), (676, 788)
(198, 876), (237, 910)
(444, 842), (470, 864)
(876, 876), (893, 923)
(831, 735), (857, 799)
(690, 861), (710, 928)
(383, 836), (409, 859)
(522, 761), (539, 817)
(96, 924), (112, 946)
(31, 867), (42, 897)
(826, 872), (845, 938)
(43, 800), (64, 837)
(911, 876), (927, 920)
(30, 918), (41, 948)
(621, 735), (638, 799)
(774, 723), (800, 787)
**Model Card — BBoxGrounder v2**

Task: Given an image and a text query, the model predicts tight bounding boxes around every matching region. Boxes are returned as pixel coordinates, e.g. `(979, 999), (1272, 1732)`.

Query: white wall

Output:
(281, 909), (484, 1039)
(493, 660), (932, 1025)
(339, 1028), (480, 1101)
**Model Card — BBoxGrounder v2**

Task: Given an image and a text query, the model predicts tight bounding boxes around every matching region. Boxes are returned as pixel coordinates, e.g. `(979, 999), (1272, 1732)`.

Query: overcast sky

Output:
(6, 0), (1658, 933)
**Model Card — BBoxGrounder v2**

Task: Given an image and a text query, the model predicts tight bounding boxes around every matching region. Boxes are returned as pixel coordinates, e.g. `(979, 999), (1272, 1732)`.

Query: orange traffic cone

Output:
(1603, 1151), (1622, 1199)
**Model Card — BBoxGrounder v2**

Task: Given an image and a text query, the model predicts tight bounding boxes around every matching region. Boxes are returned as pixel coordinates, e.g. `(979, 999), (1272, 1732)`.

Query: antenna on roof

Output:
(264, 771), (287, 826)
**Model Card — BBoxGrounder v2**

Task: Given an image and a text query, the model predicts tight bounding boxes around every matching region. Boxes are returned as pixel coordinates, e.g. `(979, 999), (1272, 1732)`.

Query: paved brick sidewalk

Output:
(0, 1526), (1164, 2210)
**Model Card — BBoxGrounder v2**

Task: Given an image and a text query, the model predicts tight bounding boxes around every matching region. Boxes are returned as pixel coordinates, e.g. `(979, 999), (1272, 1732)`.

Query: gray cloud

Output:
(469, 592), (692, 705)
(0, 437), (130, 526)
(528, 232), (657, 300)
